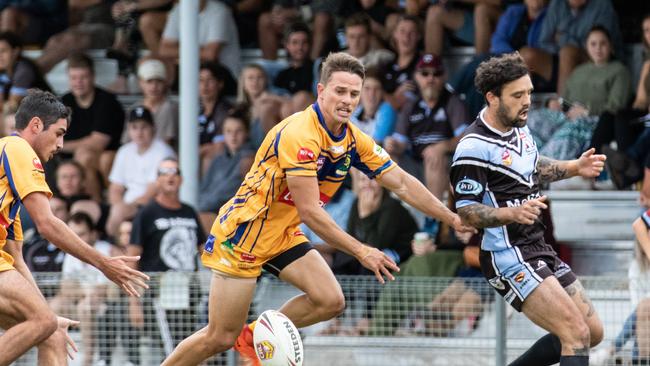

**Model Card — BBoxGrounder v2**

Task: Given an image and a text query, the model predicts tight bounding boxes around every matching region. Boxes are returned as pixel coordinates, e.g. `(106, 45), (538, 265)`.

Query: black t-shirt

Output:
(382, 55), (418, 94)
(274, 60), (314, 95)
(23, 235), (65, 272)
(61, 87), (125, 151)
(198, 98), (232, 145)
(130, 200), (206, 272)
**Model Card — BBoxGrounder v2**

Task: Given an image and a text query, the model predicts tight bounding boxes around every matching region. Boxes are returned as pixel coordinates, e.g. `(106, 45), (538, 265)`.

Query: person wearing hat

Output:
(106, 106), (176, 237)
(124, 59), (178, 147)
(384, 53), (470, 236)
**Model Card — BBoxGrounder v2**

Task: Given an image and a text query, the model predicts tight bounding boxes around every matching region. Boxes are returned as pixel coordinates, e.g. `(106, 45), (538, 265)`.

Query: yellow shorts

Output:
(0, 250), (15, 272)
(201, 220), (309, 278)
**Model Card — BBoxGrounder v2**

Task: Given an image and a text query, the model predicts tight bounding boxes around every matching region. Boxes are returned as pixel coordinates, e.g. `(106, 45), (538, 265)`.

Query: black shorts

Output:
(480, 241), (577, 312)
(263, 242), (315, 277)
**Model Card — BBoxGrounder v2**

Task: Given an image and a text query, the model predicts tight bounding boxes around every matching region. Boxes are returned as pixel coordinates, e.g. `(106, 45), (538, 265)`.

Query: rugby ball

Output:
(253, 310), (304, 366)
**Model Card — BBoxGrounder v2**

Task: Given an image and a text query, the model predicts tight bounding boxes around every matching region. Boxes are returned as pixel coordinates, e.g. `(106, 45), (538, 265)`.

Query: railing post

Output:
(496, 297), (507, 366)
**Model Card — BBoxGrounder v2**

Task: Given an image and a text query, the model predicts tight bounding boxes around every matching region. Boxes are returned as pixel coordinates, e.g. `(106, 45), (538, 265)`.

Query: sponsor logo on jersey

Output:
(32, 157), (43, 170)
(489, 277), (506, 290)
(537, 260), (547, 269)
(278, 189), (330, 207)
(505, 192), (541, 207)
(336, 155), (351, 176)
(257, 341), (275, 360)
(240, 253), (256, 263)
(204, 235), (215, 253)
(297, 147), (315, 162)
(220, 239), (234, 256)
(514, 272), (525, 283)
(455, 178), (483, 195)
(502, 149), (512, 166)
(373, 143), (389, 159)
(317, 156), (326, 171)
(294, 230), (304, 236)
(328, 145), (344, 154)
(219, 257), (232, 268)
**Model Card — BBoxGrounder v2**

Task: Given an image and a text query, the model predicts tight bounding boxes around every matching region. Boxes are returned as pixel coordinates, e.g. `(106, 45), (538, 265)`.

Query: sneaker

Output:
(234, 323), (261, 366)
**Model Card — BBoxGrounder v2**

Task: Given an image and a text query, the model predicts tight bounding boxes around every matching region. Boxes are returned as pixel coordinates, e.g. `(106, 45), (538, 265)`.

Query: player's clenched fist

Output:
(508, 195), (548, 225)
(356, 245), (400, 284)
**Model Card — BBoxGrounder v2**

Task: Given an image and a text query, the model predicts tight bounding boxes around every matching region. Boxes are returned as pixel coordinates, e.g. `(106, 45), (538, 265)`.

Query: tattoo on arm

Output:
(536, 156), (569, 183)
(458, 204), (509, 228)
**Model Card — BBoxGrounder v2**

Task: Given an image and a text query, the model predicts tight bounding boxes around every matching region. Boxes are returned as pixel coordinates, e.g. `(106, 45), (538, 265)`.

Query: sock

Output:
(508, 333), (562, 366)
(559, 356), (589, 366)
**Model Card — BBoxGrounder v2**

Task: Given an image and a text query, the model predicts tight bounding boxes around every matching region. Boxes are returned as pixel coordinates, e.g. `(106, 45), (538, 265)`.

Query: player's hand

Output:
(357, 245), (400, 284)
(56, 316), (80, 360)
(99, 256), (150, 297)
(509, 196), (548, 225)
(451, 214), (477, 236)
(576, 148), (606, 178)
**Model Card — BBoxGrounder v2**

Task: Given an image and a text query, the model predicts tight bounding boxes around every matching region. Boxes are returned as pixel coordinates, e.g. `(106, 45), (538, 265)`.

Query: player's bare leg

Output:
(161, 272), (257, 366)
(277, 249), (346, 327)
(521, 276), (591, 364)
(565, 280), (604, 347)
(0, 270), (58, 365)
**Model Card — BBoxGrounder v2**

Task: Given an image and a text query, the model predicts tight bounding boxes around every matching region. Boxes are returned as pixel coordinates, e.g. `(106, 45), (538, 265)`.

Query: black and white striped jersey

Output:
(450, 109), (545, 251)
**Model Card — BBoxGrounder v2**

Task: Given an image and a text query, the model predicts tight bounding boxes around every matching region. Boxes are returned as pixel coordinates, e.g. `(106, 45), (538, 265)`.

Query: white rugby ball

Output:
(253, 310), (304, 366)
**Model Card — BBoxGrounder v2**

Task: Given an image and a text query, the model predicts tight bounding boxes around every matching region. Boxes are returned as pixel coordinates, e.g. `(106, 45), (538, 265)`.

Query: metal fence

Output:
(6, 273), (641, 366)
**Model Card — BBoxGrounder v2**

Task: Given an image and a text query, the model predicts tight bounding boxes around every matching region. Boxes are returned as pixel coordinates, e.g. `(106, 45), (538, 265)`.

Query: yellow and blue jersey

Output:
(202, 103), (395, 276)
(0, 135), (52, 271)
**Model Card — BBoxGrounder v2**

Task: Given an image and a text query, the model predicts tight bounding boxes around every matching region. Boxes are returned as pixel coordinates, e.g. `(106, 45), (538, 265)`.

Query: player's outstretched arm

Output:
(23, 192), (149, 296)
(537, 148), (606, 184)
(287, 175), (399, 284)
(458, 196), (548, 228)
(376, 166), (476, 234)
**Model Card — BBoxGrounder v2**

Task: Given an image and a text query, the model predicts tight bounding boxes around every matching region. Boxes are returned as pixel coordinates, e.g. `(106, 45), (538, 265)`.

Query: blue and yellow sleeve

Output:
(1, 137), (52, 201)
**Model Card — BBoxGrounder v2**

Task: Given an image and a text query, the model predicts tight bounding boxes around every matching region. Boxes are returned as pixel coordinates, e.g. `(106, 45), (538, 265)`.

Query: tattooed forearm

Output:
(458, 204), (509, 228)
(536, 156), (571, 183)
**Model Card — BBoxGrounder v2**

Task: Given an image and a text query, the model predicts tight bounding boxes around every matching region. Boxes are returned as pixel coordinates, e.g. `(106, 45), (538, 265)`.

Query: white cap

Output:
(137, 59), (167, 81)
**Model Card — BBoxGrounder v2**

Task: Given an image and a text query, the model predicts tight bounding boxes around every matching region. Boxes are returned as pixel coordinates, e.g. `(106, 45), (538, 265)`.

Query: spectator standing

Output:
(383, 15), (422, 111)
(128, 158), (206, 353)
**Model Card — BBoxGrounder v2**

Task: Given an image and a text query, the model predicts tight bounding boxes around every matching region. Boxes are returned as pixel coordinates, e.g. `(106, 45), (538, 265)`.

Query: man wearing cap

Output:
(384, 53), (469, 233)
(127, 59), (178, 147)
(106, 106), (176, 237)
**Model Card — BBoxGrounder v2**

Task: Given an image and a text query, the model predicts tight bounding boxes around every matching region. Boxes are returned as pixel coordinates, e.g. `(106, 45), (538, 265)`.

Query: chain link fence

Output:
(5, 273), (641, 366)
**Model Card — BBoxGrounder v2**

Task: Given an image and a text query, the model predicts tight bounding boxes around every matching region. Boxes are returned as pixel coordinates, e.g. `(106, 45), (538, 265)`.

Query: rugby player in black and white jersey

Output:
(450, 52), (606, 366)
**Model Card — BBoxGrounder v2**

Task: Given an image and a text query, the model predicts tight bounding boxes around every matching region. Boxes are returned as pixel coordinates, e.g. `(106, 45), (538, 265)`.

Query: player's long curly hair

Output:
(474, 52), (529, 100)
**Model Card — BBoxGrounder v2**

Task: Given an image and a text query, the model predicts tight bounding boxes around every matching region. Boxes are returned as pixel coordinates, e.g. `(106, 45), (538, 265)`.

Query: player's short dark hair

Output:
(68, 212), (95, 232)
(345, 13), (372, 34)
(475, 52), (529, 98)
(320, 52), (365, 85)
(67, 52), (94, 74)
(283, 21), (311, 44)
(14, 89), (70, 131)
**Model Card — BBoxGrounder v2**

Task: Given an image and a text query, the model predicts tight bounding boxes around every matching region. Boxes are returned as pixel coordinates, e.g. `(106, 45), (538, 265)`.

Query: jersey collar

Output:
(312, 102), (347, 142)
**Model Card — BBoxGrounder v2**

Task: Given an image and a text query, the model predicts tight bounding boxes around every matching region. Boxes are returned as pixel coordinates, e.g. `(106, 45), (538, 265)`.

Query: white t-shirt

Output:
(162, 0), (241, 77)
(62, 241), (112, 285)
(628, 260), (650, 307)
(109, 139), (176, 203)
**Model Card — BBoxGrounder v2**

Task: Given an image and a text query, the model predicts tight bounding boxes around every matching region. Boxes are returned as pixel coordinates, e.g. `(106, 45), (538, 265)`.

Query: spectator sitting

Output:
(414, 0), (502, 56)
(237, 64), (284, 148)
(106, 106), (176, 237)
(36, 2), (115, 74)
(520, 0), (623, 93)
(159, 0), (240, 80)
(123, 59), (178, 147)
(198, 61), (233, 171)
(0, 1), (67, 45)
(22, 197), (68, 276)
(528, 25), (631, 161)
(591, 209), (650, 365)
(384, 54), (469, 204)
(349, 67), (397, 144)
(60, 53), (126, 202)
(382, 15), (422, 111)
(49, 212), (113, 366)
(0, 32), (51, 111)
(54, 160), (91, 206)
(1, 103), (16, 137)
(198, 106), (255, 233)
(342, 13), (394, 69)
(449, 0), (549, 117)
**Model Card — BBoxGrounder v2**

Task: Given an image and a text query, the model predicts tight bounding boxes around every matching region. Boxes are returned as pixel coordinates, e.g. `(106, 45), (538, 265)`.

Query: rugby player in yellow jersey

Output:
(162, 53), (476, 366)
(0, 90), (149, 366)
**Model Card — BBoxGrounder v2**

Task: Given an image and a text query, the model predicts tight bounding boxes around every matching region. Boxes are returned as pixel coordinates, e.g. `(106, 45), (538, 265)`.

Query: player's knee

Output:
(564, 317), (590, 347)
(637, 298), (650, 320)
(589, 320), (604, 346)
(322, 292), (346, 319)
(206, 330), (239, 354)
(35, 312), (58, 341)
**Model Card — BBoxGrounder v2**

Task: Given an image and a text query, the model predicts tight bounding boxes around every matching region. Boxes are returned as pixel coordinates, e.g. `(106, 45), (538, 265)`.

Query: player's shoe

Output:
(234, 323), (261, 366)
